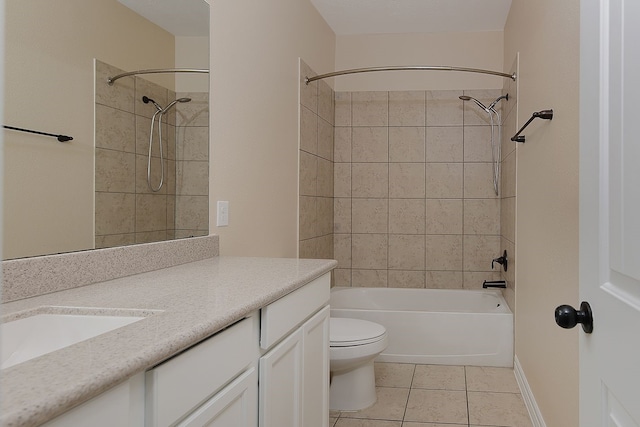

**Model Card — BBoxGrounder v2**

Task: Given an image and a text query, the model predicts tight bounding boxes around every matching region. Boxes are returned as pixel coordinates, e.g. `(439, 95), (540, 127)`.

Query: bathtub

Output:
(330, 287), (513, 367)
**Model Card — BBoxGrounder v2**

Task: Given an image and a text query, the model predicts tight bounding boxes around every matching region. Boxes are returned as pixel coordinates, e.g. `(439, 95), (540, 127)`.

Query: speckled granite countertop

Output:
(1, 256), (337, 427)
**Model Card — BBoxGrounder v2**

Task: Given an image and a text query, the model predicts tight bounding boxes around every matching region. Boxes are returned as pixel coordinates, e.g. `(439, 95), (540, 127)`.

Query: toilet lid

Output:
(330, 317), (387, 347)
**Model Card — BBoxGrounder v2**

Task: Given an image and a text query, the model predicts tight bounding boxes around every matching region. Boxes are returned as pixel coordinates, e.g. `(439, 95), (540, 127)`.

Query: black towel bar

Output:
(511, 109), (553, 143)
(3, 125), (73, 142)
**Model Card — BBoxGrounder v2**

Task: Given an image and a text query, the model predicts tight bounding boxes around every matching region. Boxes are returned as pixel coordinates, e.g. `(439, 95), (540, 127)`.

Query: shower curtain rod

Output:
(305, 65), (516, 84)
(107, 68), (209, 85)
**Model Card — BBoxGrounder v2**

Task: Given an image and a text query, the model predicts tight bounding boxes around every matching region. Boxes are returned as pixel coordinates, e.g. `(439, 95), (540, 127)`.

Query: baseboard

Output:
(514, 356), (547, 427)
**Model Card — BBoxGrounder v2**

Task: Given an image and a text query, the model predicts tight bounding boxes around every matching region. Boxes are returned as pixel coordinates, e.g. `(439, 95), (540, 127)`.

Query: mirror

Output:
(3, 0), (210, 260)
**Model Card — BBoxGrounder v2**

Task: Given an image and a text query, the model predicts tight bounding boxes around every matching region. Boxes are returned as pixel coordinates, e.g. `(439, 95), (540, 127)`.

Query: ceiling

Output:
(118, 0), (209, 37)
(310, 0), (512, 35)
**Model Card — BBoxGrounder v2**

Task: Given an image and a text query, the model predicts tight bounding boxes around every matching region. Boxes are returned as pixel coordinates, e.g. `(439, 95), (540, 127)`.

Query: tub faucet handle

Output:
(491, 250), (508, 272)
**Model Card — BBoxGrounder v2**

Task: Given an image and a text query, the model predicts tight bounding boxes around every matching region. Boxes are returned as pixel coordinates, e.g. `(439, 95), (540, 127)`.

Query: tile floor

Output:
(329, 363), (533, 427)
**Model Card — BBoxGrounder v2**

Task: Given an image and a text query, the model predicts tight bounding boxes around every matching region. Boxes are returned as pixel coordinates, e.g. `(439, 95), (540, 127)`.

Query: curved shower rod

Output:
(107, 68), (209, 85)
(305, 65), (516, 85)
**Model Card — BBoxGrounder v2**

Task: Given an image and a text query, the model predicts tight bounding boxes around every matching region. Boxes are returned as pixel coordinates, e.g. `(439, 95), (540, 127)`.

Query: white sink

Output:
(1, 313), (144, 369)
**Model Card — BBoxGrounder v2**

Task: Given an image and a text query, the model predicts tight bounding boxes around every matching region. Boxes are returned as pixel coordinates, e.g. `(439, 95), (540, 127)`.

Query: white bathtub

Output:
(330, 287), (514, 367)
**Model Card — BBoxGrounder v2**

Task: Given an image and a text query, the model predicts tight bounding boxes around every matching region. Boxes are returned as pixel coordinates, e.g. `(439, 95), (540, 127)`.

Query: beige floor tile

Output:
(336, 419), (402, 427)
(468, 391), (533, 427)
(341, 387), (409, 421)
(330, 410), (341, 418)
(404, 389), (468, 424)
(402, 423), (467, 427)
(329, 417), (338, 427)
(466, 366), (520, 393)
(411, 365), (466, 390)
(375, 363), (416, 388)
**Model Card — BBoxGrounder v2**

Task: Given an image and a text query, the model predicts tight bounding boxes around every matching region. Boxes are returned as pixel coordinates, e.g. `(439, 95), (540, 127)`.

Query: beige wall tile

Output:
(426, 271), (464, 289)
(174, 229), (208, 239)
(462, 89), (504, 126)
(352, 91), (389, 126)
(318, 117), (334, 161)
(299, 151), (317, 196)
(426, 199), (463, 234)
(300, 105), (318, 155)
(426, 90), (463, 127)
(352, 234), (388, 269)
(299, 196), (317, 240)
(316, 197), (334, 236)
(318, 80), (334, 125)
(462, 271), (501, 289)
(334, 234), (352, 268)
(426, 235), (463, 270)
(389, 163), (425, 198)
(334, 127), (352, 162)
(463, 235), (501, 271)
(175, 126), (208, 161)
(501, 150), (516, 198)
(333, 268), (351, 287)
(464, 199), (500, 235)
(388, 234), (425, 270)
(95, 192), (135, 235)
(95, 104), (136, 152)
(387, 270), (425, 288)
(351, 269), (388, 287)
(389, 199), (425, 234)
(135, 230), (167, 244)
(95, 233), (135, 249)
(95, 149), (135, 193)
(352, 198), (388, 233)
(501, 196), (515, 243)
(135, 116), (168, 158)
(464, 163), (498, 198)
(426, 163), (463, 198)
(166, 194), (175, 229)
(174, 92), (208, 127)
(317, 158), (334, 198)
(426, 127), (463, 162)
(166, 124), (176, 161)
(166, 160), (176, 195)
(463, 126), (493, 162)
(316, 234), (334, 259)
(389, 127), (425, 162)
(174, 195), (208, 231)
(136, 155), (166, 195)
(334, 197), (352, 233)
(352, 127), (389, 162)
(352, 163), (389, 198)
(389, 91), (426, 126)
(334, 163), (352, 197)
(96, 61), (134, 113)
(335, 92), (352, 126)
(299, 60), (318, 114)
(176, 161), (209, 196)
(299, 237), (318, 259)
(135, 194), (167, 232)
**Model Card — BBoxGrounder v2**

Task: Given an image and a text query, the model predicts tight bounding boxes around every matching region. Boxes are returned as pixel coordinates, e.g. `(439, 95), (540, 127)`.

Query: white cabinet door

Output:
(301, 306), (330, 427)
(259, 328), (303, 427)
(177, 367), (258, 427)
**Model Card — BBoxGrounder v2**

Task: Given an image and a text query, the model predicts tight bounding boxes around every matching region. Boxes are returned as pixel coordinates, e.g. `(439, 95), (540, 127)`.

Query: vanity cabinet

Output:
(259, 274), (330, 427)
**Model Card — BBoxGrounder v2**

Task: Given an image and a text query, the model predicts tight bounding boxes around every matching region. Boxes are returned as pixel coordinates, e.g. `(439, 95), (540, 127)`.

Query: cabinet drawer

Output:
(260, 273), (329, 349)
(146, 316), (255, 427)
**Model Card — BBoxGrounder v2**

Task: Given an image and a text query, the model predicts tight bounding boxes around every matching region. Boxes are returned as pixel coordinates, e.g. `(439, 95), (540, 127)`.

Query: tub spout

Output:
(483, 280), (507, 289)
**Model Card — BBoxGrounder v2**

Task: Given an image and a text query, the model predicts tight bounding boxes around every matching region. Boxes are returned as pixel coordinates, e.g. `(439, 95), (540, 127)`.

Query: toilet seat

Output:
(330, 317), (386, 347)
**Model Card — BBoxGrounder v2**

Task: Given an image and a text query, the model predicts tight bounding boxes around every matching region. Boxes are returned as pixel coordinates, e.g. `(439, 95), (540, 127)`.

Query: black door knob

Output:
(554, 301), (593, 333)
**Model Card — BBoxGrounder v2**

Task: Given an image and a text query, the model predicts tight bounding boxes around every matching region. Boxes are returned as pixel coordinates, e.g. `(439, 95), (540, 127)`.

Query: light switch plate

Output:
(216, 201), (229, 227)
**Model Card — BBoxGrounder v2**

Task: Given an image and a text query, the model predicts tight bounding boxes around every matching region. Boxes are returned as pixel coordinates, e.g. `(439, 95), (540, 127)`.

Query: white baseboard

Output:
(514, 356), (547, 427)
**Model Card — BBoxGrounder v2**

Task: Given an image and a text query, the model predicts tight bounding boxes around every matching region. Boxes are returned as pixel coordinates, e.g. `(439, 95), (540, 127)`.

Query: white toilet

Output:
(329, 317), (389, 411)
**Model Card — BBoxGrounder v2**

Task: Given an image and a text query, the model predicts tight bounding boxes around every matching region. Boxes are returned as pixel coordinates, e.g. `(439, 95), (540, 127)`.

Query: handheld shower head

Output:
(160, 97), (192, 114)
(459, 95), (489, 112)
(488, 94), (509, 110)
(142, 96), (163, 112)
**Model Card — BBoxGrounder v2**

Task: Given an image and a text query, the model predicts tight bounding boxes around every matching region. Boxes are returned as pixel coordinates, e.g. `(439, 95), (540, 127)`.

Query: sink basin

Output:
(1, 313), (144, 369)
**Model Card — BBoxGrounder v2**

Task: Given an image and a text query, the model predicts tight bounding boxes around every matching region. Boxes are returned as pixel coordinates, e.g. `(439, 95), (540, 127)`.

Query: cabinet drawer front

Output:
(260, 273), (330, 350)
(146, 316), (255, 427)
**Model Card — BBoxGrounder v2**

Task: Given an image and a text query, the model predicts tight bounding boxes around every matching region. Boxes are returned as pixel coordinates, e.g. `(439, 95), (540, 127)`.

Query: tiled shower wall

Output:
(95, 61), (208, 249)
(299, 60), (335, 260)
(332, 89), (507, 289)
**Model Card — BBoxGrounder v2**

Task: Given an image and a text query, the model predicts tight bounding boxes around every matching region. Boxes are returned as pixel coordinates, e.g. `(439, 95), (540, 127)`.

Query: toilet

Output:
(329, 317), (389, 411)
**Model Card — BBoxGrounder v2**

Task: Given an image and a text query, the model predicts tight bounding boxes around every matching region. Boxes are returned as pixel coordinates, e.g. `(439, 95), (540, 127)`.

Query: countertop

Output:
(1, 256), (337, 427)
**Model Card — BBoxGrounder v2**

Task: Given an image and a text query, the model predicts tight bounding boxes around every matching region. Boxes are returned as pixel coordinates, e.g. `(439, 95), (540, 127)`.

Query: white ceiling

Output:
(118, 0), (209, 37)
(310, 0), (512, 35)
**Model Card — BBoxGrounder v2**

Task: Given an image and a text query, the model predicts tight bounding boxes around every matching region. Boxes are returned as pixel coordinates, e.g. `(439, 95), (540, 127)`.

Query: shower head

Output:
(142, 96), (163, 112)
(459, 95), (489, 112)
(160, 97), (192, 114)
(488, 94), (509, 110)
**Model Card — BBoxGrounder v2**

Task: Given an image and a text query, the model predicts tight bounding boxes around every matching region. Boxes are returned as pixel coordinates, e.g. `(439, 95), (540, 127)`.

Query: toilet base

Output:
(329, 360), (377, 411)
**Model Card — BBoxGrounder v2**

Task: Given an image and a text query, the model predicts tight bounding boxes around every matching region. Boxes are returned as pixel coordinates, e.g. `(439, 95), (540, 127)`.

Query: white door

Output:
(579, 0), (640, 425)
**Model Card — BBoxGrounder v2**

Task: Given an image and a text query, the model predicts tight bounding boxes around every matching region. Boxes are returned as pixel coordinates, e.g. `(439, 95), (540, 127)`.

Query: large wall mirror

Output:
(4, 0), (210, 260)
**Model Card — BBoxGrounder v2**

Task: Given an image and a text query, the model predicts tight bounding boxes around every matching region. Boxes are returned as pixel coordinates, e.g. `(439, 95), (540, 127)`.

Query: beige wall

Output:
(175, 36), (209, 93)
(4, 0), (175, 259)
(505, 1), (580, 426)
(209, 0), (335, 257)
(334, 32), (504, 92)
